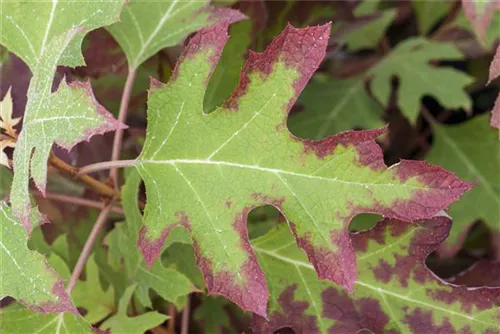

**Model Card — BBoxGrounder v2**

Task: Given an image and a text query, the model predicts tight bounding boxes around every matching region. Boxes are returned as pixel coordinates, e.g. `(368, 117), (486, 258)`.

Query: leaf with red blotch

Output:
(462, 0), (500, 40)
(488, 45), (500, 129)
(252, 217), (500, 333)
(132, 21), (472, 317)
(0, 203), (76, 314)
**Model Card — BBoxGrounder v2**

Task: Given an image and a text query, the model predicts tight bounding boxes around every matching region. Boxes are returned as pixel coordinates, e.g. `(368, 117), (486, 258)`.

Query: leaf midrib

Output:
(139, 158), (439, 191)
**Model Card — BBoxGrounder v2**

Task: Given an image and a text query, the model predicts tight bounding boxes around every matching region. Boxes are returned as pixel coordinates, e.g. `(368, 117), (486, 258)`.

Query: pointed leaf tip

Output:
(225, 23), (331, 110)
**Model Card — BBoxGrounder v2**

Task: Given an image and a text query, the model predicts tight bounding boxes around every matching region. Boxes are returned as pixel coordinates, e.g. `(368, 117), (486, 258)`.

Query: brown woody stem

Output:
(35, 191), (124, 215)
(49, 154), (120, 199)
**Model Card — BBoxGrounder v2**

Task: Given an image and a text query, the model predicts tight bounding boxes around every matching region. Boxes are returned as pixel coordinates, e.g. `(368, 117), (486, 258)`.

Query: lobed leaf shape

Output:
(252, 217), (500, 333)
(0, 303), (92, 334)
(106, 0), (246, 70)
(461, 0), (500, 39)
(0, 0), (124, 70)
(0, 2), (127, 228)
(413, 1), (453, 35)
(369, 38), (474, 123)
(100, 284), (168, 334)
(488, 45), (500, 129)
(135, 22), (472, 317)
(290, 73), (385, 139)
(426, 114), (500, 256)
(0, 203), (75, 314)
(106, 169), (196, 308)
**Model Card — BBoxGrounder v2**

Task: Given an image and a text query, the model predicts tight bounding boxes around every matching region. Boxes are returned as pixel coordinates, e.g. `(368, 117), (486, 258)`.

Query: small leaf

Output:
(135, 22), (472, 317)
(0, 303), (92, 334)
(413, 1), (453, 35)
(0, 203), (75, 314)
(106, 0), (246, 70)
(252, 218), (500, 333)
(462, 0), (500, 39)
(194, 296), (231, 334)
(369, 38), (474, 123)
(488, 45), (500, 129)
(73, 254), (115, 324)
(426, 114), (500, 256)
(0, 88), (22, 138)
(290, 73), (385, 138)
(100, 284), (168, 334)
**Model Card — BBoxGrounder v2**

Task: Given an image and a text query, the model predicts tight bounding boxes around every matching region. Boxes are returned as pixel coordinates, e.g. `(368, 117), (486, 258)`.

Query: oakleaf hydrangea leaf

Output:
(252, 218), (500, 333)
(0, 2), (126, 229)
(0, 0), (124, 69)
(462, 0), (500, 40)
(100, 284), (168, 334)
(106, 0), (246, 70)
(488, 45), (500, 129)
(369, 38), (474, 123)
(107, 169), (195, 309)
(426, 114), (500, 256)
(135, 22), (472, 317)
(290, 73), (385, 138)
(73, 254), (115, 324)
(413, 1), (453, 35)
(0, 303), (92, 334)
(0, 203), (75, 314)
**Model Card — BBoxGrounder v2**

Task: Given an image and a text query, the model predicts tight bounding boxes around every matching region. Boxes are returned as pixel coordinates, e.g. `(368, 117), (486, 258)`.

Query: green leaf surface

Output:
(413, 1), (453, 35)
(106, 0), (245, 70)
(252, 218), (500, 333)
(369, 38), (474, 123)
(100, 284), (168, 334)
(109, 169), (195, 309)
(135, 22), (471, 317)
(340, 0), (396, 51)
(0, 0), (124, 69)
(0, 303), (92, 334)
(1, 2), (126, 229)
(426, 114), (500, 256)
(73, 254), (115, 324)
(194, 296), (231, 334)
(290, 73), (385, 139)
(0, 203), (74, 313)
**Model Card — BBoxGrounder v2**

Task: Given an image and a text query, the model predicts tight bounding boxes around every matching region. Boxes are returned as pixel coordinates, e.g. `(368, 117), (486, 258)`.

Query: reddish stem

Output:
(110, 68), (137, 186)
(66, 202), (113, 294)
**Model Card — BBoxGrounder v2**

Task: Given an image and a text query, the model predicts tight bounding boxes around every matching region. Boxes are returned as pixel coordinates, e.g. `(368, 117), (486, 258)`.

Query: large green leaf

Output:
(106, 169), (195, 309)
(426, 114), (500, 256)
(0, 303), (92, 334)
(0, 2), (126, 228)
(252, 218), (500, 333)
(135, 22), (471, 317)
(369, 38), (474, 123)
(100, 284), (168, 334)
(290, 73), (385, 138)
(0, 0), (124, 69)
(106, 0), (245, 70)
(0, 203), (74, 313)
